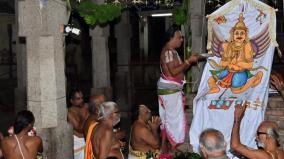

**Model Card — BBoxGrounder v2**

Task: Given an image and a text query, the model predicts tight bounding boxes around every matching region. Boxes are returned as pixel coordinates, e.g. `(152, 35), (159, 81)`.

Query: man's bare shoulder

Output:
(68, 106), (77, 112)
(278, 149), (284, 158)
(1, 136), (15, 148)
(96, 125), (113, 140)
(28, 136), (42, 143)
(2, 136), (13, 143)
(24, 136), (42, 148)
(246, 148), (273, 159)
(68, 106), (79, 116)
(68, 104), (88, 113)
(3, 136), (16, 142)
(132, 121), (148, 133)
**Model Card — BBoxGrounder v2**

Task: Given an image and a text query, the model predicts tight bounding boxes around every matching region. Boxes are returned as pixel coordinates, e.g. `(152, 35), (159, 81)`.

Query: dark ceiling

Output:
(0, 0), (15, 14)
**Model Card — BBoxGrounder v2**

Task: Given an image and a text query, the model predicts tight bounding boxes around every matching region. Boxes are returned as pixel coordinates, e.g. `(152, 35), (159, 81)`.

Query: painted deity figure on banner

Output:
(207, 13), (264, 94)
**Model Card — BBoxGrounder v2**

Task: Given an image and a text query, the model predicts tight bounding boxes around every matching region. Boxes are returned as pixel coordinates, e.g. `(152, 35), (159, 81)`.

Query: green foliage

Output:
(173, 6), (187, 25)
(173, 152), (202, 159)
(36, 153), (43, 159)
(78, 1), (122, 25)
(146, 150), (158, 159)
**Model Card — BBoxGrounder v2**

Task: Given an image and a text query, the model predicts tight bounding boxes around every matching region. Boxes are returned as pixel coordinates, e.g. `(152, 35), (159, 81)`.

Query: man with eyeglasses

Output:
(231, 101), (284, 159)
(67, 88), (89, 159)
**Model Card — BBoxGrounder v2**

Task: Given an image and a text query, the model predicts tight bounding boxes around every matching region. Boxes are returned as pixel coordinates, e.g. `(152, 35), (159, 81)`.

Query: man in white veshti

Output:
(157, 24), (199, 152)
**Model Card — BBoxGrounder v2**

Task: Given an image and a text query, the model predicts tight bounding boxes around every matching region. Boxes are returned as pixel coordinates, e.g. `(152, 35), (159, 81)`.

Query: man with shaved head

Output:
(199, 128), (229, 159)
(83, 94), (106, 139)
(89, 94), (106, 112)
(231, 102), (284, 159)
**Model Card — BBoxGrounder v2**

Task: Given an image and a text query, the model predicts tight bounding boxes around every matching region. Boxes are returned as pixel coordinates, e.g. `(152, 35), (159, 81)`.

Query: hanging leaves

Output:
(78, 1), (122, 25)
(173, 0), (188, 25)
(173, 6), (187, 25)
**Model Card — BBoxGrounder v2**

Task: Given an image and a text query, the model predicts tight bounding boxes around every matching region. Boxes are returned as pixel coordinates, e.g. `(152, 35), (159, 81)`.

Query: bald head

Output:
(139, 105), (150, 113)
(89, 94), (106, 114)
(258, 121), (278, 130)
(90, 94), (105, 105)
(258, 121), (280, 144)
(199, 128), (227, 153)
(137, 104), (151, 121)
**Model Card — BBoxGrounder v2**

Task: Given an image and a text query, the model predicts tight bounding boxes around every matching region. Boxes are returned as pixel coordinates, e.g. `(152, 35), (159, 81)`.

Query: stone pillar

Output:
(190, 0), (206, 92)
(139, 16), (148, 60)
(114, 11), (132, 116)
(18, 0), (73, 158)
(14, 0), (27, 113)
(143, 17), (148, 60)
(90, 26), (111, 98)
(14, 38), (27, 113)
(89, 0), (111, 98)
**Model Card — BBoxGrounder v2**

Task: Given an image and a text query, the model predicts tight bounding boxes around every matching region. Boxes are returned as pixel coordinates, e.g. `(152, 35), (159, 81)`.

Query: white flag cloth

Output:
(189, 0), (277, 157)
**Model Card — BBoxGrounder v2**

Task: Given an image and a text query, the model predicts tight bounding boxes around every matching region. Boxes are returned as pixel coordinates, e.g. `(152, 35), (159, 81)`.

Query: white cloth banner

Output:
(189, 0), (277, 157)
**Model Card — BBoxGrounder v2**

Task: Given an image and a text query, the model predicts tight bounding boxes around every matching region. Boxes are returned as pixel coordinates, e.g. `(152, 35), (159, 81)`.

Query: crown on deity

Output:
(233, 13), (248, 30)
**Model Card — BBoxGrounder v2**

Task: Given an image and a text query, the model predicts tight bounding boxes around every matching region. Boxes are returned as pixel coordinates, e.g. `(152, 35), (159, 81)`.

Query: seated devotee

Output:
(85, 94), (125, 141)
(231, 102), (284, 159)
(83, 94), (105, 139)
(199, 128), (229, 159)
(89, 94), (106, 115)
(92, 101), (124, 159)
(1, 110), (43, 159)
(128, 104), (161, 159)
(67, 88), (89, 159)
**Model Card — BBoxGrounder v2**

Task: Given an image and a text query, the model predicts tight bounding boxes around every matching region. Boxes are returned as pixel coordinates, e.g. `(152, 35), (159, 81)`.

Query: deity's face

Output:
(233, 29), (247, 43)
(171, 31), (183, 48)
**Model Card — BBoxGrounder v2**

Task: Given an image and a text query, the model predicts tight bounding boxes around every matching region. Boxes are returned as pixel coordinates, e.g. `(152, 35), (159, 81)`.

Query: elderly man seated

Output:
(231, 102), (284, 159)
(90, 101), (124, 159)
(128, 105), (161, 159)
(199, 128), (229, 159)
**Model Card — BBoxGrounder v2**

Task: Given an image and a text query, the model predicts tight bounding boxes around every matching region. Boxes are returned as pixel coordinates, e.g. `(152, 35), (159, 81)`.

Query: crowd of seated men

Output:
(0, 75), (284, 159)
